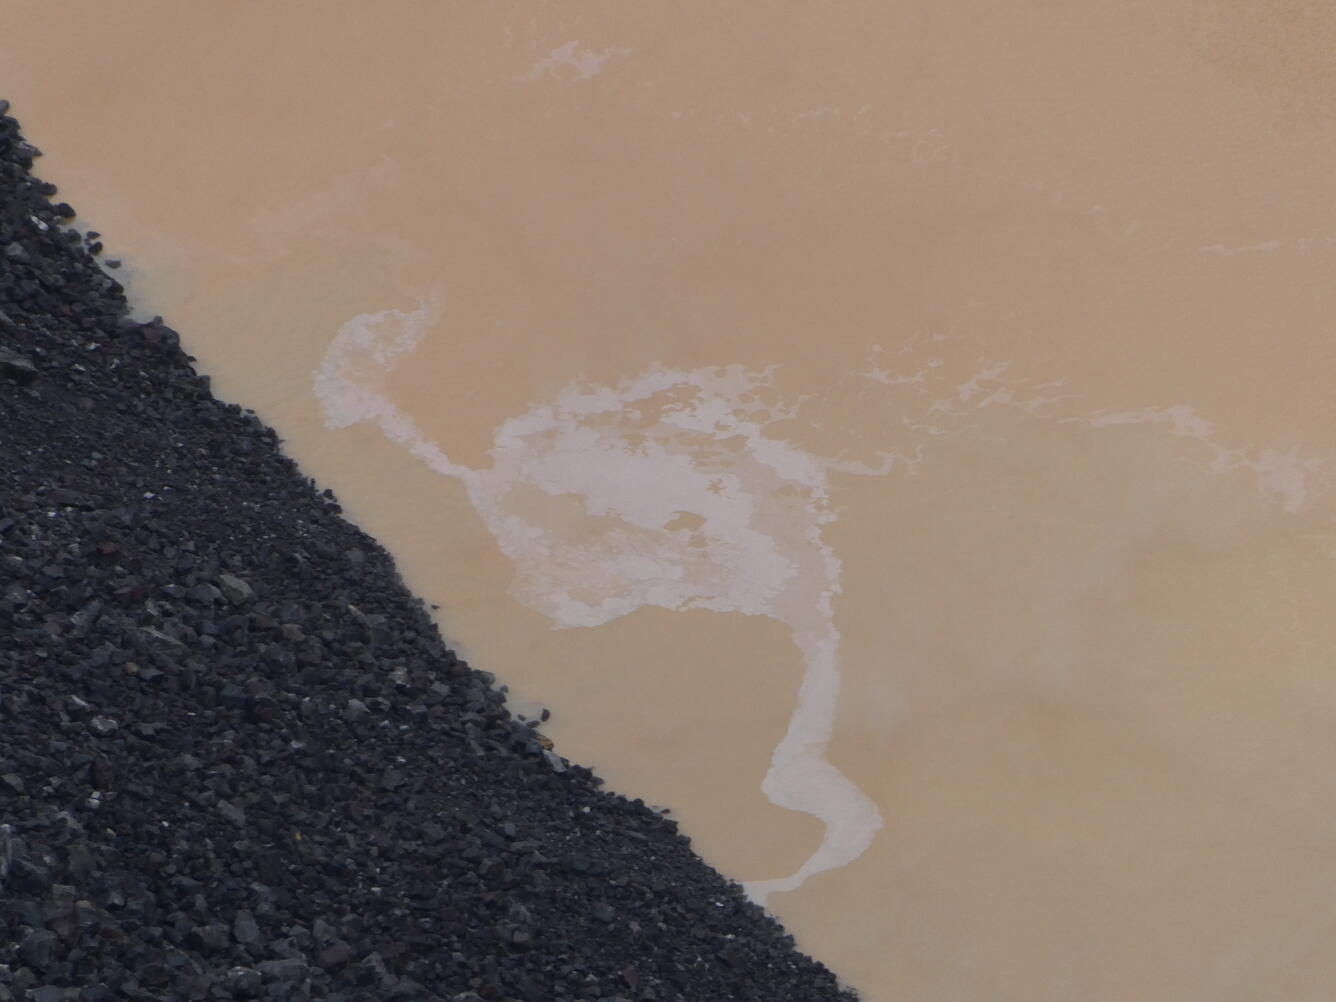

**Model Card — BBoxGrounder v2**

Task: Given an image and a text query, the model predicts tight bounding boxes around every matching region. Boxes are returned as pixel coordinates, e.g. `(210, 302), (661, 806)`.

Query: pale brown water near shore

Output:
(11, 2), (1336, 997)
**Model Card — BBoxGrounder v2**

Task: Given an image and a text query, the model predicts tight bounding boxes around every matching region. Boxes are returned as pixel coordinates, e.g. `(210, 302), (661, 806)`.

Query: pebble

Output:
(192, 924), (230, 952)
(224, 966), (262, 998)
(218, 572), (254, 604)
(0, 348), (37, 385)
(233, 908), (260, 944)
(87, 715), (118, 735)
(17, 930), (55, 971)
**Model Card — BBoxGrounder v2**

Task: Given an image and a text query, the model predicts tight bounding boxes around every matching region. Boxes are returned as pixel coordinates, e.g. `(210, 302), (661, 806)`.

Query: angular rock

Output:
(87, 716), (118, 736)
(224, 966), (262, 998)
(218, 573), (254, 604)
(0, 347), (37, 385)
(0, 824), (12, 886)
(190, 924), (230, 952)
(232, 909), (259, 945)
(256, 957), (308, 983)
(18, 929), (56, 971)
(316, 940), (355, 971)
(217, 800), (246, 828)
(311, 917), (337, 945)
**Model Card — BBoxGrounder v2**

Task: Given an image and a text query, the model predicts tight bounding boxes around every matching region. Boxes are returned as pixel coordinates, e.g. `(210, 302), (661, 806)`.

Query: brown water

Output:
(10, 2), (1336, 996)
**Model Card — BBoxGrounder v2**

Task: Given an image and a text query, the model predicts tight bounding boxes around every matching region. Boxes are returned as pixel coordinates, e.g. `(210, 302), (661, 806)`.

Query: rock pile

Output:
(0, 103), (859, 1002)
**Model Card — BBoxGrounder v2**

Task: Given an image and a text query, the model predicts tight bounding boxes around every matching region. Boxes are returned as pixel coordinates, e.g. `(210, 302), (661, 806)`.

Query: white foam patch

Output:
(861, 346), (1331, 515)
(1073, 405), (1326, 513)
(317, 299), (1332, 907)
(520, 41), (630, 83)
(314, 297), (471, 482)
(316, 302), (890, 904)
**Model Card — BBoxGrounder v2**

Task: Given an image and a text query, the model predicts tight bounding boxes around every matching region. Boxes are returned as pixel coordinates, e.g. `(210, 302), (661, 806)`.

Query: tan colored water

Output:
(10, 1), (1336, 996)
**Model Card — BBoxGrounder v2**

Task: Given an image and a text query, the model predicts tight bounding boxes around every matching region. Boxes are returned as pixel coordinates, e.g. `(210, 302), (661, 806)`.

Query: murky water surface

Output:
(10, 3), (1336, 997)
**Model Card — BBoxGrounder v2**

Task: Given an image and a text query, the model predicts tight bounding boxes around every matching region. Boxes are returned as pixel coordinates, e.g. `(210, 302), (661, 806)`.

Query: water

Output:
(9, 2), (1336, 997)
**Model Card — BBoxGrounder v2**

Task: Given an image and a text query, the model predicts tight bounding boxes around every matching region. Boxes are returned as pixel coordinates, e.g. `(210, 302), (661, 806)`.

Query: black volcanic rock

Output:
(0, 102), (859, 1002)
(0, 346), (37, 384)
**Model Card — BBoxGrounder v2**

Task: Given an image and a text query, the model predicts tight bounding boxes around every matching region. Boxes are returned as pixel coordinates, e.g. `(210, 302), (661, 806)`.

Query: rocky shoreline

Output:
(0, 103), (858, 1002)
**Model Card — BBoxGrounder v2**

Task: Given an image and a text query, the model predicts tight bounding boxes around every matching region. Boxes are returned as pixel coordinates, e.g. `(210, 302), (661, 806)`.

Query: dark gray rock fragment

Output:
(18, 929), (56, 971)
(218, 573), (254, 604)
(189, 581), (223, 604)
(9, 968), (36, 995)
(0, 347), (37, 384)
(0, 824), (12, 886)
(224, 965), (262, 998)
(310, 917), (337, 944)
(232, 909), (259, 945)
(9, 855), (51, 894)
(316, 940), (355, 970)
(190, 923), (229, 953)
(87, 715), (118, 735)
(211, 800), (244, 829)
(256, 957), (308, 983)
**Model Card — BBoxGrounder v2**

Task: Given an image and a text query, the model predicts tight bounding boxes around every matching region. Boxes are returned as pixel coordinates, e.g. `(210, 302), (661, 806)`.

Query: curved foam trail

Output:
(742, 625), (885, 906)
(315, 300), (886, 903)
(315, 299), (477, 486)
